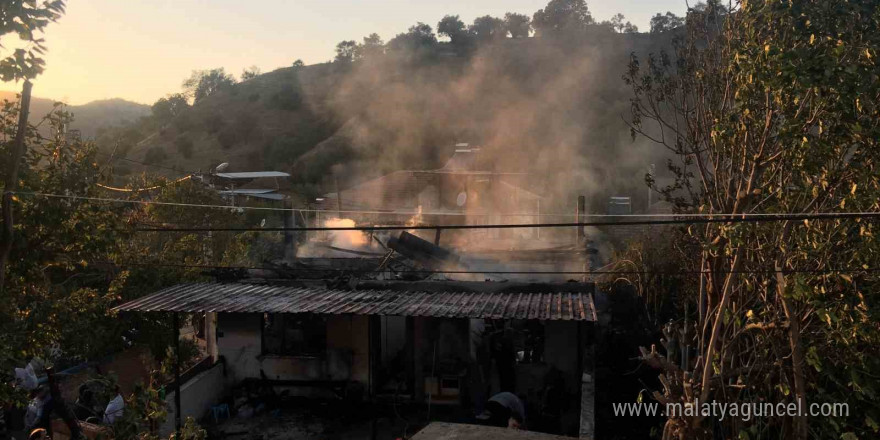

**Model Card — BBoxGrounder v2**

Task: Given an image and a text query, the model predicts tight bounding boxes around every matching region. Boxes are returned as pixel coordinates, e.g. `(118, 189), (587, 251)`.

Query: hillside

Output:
(112, 31), (674, 209)
(0, 91), (150, 138)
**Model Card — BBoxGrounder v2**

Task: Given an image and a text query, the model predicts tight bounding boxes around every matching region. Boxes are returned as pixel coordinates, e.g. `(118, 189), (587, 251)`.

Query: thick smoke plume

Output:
(301, 31), (673, 214)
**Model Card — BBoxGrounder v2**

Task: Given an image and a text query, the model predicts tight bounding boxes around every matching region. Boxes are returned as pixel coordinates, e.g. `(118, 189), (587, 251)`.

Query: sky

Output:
(0, 0), (687, 106)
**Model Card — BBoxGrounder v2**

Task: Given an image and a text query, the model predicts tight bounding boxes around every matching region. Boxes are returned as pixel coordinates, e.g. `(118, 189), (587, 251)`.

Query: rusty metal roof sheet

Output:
(113, 283), (596, 321)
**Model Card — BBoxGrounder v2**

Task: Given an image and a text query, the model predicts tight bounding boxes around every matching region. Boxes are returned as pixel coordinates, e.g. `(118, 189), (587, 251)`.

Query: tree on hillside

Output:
(469, 15), (506, 41)
(241, 65), (261, 81)
(532, 0), (594, 36)
(334, 40), (358, 63)
(626, 1), (880, 438)
(387, 22), (437, 52)
(151, 93), (189, 124)
(649, 11), (684, 33)
(437, 15), (468, 45)
(182, 68), (236, 105)
(504, 12), (531, 38)
(358, 33), (385, 59)
(603, 13), (638, 33)
(292, 59), (305, 68)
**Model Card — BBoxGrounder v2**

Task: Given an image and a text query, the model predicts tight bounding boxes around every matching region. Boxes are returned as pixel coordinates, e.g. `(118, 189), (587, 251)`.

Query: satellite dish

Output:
(215, 162), (230, 172)
(456, 191), (467, 207)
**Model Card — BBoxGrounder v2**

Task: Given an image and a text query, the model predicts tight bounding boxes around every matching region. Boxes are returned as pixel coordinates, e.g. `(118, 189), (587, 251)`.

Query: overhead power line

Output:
(94, 151), (196, 175)
(93, 260), (880, 276)
(7, 191), (880, 229)
(96, 175), (193, 192)
(132, 211), (880, 232)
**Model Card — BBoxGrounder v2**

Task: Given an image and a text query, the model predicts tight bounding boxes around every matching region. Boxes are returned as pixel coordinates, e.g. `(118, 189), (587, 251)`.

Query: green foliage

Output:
(240, 65), (260, 81)
(532, 0), (594, 36)
(387, 22), (437, 52)
(182, 68), (236, 105)
(504, 12), (532, 38)
(649, 11), (684, 33)
(438, 15), (467, 44)
(158, 338), (200, 384)
(0, 0), (66, 81)
(291, 59), (304, 68)
(268, 83), (302, 111)
(602, 13), (637, 33)
(626, 0), (880, 438)
(0, 103), (129, 404)
(151, 94), (189, 125)
(469, 15), (506, 41)
(334, 40), (357, 64)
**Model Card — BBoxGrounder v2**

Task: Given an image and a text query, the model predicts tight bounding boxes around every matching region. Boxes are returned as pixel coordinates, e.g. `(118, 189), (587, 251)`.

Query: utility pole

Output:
(0, 81), (33, 292)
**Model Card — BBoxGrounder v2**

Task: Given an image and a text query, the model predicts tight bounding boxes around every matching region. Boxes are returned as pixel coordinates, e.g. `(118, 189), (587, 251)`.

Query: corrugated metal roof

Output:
(114, 283), (596, 321)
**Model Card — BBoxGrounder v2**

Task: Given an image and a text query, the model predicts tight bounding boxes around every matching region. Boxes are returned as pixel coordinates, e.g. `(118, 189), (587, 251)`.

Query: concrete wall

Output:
(216, 313), (369, 387)
(159, 362), (225, 437)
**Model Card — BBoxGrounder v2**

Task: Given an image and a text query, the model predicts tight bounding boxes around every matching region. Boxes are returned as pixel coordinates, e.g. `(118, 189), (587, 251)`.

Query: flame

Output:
(324, 218), (368, 248)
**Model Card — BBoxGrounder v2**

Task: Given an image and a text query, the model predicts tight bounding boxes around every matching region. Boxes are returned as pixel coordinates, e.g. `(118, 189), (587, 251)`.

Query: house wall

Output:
(159, 362), (225, 437)
(216, 313), (370, 388)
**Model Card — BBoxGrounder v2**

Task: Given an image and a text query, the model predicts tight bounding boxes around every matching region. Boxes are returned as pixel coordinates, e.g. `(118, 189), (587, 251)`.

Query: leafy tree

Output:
(1, 0), (67, 295)
(469, 15), (506, 41)
(240, 65), (261, 81)
(504, 12), (531, 38)
(334, 40), (358, 63)
(182, 68), (236, 105)
(603, 13), (638, 33)
(151, 93), (189, 124)
(0, 0), (66, 81)
(648, 11), (684, 33)
(358, 33), (385, 59)
(437, 15), (468, 45)
(291, 59), (305, 68)
(387, 22), (437, 52)
(0, 105), (130, 405)
(532, 0), (594, 36)
(626, 1), (880, 438)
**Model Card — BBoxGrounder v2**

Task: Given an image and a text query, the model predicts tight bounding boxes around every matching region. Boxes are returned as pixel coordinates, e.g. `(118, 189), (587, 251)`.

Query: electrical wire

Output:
(96, 175), (193, 192)
(131, 211), (880, 232)
(94, 151), (197, 175)
(7, 191), (880, 229)
(95, 261), (880, 276)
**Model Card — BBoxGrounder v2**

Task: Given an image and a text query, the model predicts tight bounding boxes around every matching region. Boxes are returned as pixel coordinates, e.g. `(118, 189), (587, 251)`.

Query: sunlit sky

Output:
(0, 0), (687, 105)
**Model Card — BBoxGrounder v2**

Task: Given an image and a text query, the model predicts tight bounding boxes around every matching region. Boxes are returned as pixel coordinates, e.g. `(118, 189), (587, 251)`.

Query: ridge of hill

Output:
(0, 91), (150, 138)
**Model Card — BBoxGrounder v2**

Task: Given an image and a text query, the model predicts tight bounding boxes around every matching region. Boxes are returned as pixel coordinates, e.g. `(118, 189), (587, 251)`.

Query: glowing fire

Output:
(324, 218), (368, 248)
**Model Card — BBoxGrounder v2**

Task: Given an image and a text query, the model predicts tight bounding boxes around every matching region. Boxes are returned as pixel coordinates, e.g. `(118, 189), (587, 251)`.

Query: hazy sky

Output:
(0, 0), (687, 105)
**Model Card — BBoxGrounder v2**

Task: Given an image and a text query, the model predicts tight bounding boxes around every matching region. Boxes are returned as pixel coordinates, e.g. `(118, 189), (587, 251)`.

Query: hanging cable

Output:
(96, 175), (193, 192)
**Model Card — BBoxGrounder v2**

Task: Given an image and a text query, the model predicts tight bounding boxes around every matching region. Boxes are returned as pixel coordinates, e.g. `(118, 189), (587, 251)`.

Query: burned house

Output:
(114, 277), (598, 438)
(314, 146), (543, 247)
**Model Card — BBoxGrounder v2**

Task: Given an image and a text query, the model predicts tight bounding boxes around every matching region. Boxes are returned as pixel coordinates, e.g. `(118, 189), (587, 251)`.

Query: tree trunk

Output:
(0, 80), (33, 293)
(776, 262), (808, 440)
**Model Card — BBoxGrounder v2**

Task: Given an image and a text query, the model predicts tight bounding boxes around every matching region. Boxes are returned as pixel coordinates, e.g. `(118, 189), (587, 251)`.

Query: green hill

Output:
(0, 91), (150, 139)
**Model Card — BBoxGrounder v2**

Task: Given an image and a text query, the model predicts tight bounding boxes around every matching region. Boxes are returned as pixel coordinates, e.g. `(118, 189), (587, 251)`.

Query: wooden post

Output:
(0, 80), (33, 292)
(576, 195), (586, 245)
(334, 176), (343, 216)
(173, 313), (182, 438)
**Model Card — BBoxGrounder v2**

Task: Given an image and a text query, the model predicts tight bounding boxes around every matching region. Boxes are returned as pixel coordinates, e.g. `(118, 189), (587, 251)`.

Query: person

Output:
(102, 387), (124, 425)
(483, 391), (525, 429)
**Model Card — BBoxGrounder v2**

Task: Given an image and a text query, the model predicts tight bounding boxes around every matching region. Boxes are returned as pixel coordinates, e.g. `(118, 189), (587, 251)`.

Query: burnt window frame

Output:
(261, 313), (328, 357)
